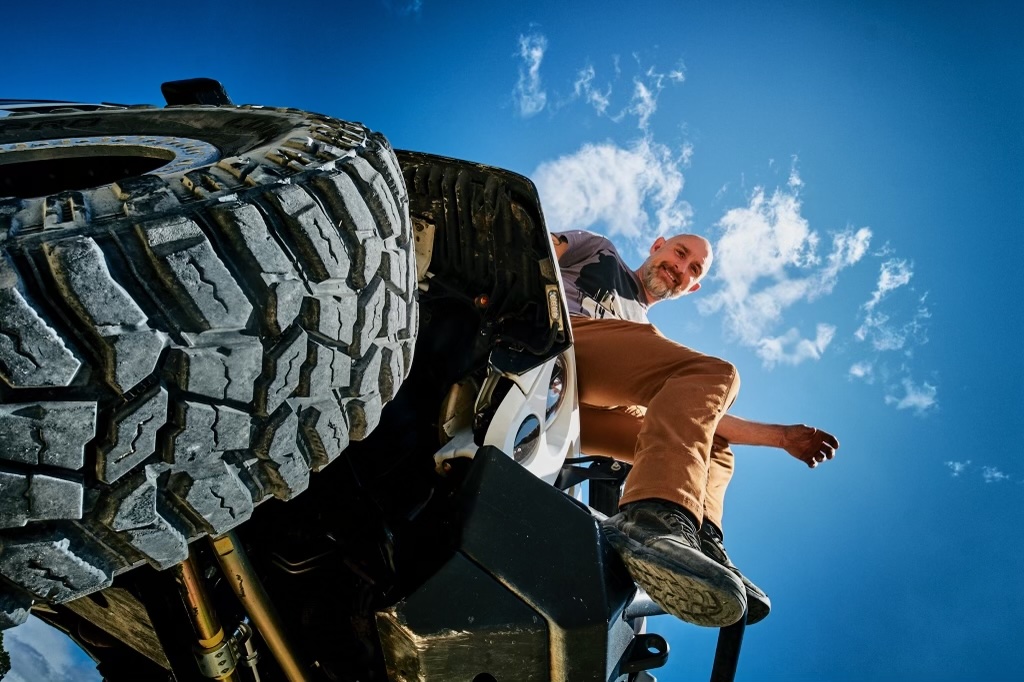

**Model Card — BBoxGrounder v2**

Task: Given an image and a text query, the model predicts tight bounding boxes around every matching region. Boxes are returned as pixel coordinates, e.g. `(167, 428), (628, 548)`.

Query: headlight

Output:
(512, 415), (541, 463)
(545, 354), (566, 422)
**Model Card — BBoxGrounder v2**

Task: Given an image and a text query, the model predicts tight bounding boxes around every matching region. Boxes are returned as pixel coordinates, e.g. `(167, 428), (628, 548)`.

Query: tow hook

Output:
(618, 632), (670, 675)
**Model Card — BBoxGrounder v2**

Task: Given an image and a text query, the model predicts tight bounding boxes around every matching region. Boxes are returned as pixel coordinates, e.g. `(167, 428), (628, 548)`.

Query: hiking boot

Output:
(602, 500), (746, 627)
(699, 522), (771, 625)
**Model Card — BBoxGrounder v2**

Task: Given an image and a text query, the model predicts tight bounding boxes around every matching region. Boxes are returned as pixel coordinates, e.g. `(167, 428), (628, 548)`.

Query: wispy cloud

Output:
(856, 306), (932, 352)
(945, 460), (1014, 483)
(696, 173), (871, 367)
(945, 460), (971, 476)
(864, 258), (913, 311)
(513, 33), (548, 117)
(884, 377), (937, 415)
(533, 137), (692, 246)
(550, 54), (685, 130)
(680, 141), (694, 167)
(850, 253), (935, 413)
(982, 466), (1010, 483)
(848, 360), (875, 382)
(628, 80), (658, 131)
(855, 259), (930, 352)
(616, 62), (686, 132)
(573, 64), (612, 115)
(787, 157), (804, 190)
(757, 323), (836, 368)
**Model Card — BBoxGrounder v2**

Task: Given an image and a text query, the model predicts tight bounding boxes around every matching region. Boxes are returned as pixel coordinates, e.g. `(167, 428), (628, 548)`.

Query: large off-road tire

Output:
(0, 105), (417, 627)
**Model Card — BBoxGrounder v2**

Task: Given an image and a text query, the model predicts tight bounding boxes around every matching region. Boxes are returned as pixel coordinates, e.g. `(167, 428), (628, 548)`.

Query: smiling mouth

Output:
(660, 265), (679, 287)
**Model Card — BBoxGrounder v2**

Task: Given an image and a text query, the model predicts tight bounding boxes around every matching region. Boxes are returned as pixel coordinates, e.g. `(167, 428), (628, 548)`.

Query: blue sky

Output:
(3, 1), (1022, 680)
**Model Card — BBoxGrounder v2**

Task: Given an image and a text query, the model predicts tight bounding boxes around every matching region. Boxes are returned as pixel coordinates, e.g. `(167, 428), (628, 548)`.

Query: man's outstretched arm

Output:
(716, 414), (840, 469)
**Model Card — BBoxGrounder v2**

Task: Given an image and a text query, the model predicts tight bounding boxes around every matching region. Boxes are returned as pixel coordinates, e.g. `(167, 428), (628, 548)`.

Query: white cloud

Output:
(583, 59), (685, 131)
(620, 63), (686, 131)
(513, 33), (548, 117)
(855, 259), (925, 350)
(523, 51), (684, 130)
(851, 254), (934, 412)
(864, 258), (913, 311)
(680, 142), (694, 167)
(629, 80), (658, 131)
(946, 460), (1015, 483)
(849, 360), (875, 381)
(532, 137), (692, 245)
(856, 293), (931, 351)
(825, 225), (873, 276)
(573, 65), (612, 115)
(695, 183), (871, 362)
(982, 466), (1010, 483)
(757, 323), (836, 368)
(945, 460), (971, 476)
(873, 241), (896, 258)
(884, 377), (937, 414)
(787, 161), (804, 190)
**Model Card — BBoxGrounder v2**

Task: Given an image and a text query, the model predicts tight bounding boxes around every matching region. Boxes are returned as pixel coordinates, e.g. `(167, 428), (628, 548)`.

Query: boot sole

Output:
(603, 525), (746, 628)
(742, 581), (771, 625)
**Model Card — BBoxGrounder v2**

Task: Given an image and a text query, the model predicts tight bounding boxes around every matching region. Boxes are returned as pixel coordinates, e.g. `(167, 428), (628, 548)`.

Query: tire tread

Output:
(0, 106), (417, 621)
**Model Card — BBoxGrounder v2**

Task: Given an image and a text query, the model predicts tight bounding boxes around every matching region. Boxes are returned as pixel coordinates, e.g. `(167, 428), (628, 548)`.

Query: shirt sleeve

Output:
(553, 230), (606, 268)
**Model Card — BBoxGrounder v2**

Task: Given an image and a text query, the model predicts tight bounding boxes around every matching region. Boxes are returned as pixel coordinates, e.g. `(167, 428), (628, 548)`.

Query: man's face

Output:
(638, 234), (712, 303)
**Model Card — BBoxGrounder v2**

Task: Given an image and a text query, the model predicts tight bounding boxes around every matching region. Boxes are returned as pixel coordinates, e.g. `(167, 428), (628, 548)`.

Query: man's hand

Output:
(782, 425), (840, 469)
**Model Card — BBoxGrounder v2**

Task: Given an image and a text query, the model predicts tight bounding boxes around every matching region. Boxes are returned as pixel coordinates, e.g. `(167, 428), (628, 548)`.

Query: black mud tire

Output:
(0, 106), (417, 628)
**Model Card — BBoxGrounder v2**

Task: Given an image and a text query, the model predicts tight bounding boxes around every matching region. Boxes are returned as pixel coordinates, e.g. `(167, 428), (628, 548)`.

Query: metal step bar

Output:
(558, 456), (747, 682)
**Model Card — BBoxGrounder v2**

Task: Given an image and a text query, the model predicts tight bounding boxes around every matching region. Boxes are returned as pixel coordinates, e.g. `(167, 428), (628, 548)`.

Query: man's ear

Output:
(687, 282), (701, 294)
(650, 236), (666, 255)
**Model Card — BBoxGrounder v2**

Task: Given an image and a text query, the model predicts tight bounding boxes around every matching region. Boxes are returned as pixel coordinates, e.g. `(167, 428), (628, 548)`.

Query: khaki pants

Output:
(571, 316), (739, 528)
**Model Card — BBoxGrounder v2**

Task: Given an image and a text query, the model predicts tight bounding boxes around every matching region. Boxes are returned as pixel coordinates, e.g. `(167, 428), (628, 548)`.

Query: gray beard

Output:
(642, 264), (674, 301)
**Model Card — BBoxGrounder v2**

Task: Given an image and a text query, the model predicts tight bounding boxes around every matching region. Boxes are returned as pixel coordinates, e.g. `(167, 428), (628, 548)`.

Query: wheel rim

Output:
(0, 135), (220, 198)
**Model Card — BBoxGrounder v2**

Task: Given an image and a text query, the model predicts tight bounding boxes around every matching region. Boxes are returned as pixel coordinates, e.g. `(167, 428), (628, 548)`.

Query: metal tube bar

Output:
(211, 531), (311, 682)
(172, 557), (239, 681)
(709, 611), (747, 682)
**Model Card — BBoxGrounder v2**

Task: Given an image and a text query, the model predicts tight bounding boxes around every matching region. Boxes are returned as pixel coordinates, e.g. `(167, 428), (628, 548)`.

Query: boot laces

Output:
(700, 524), (731, 564)
(653, 503), (701, 546)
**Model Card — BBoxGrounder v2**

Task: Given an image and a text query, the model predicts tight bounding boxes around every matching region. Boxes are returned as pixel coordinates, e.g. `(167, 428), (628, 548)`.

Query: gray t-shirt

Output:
(555, 230), (649, 323)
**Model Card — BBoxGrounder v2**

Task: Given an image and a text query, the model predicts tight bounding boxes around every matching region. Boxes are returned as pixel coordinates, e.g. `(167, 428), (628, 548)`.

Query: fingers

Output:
(810, 429), (839, 464)
(808, 444), (835, 469)
(821, 430), (840, 449)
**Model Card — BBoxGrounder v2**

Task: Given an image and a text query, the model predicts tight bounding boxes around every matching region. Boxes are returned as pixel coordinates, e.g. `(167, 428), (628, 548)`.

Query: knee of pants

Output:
(700, 356), (740, 403)
(720, 358), (740, 391)
(673, 354), (739, 391)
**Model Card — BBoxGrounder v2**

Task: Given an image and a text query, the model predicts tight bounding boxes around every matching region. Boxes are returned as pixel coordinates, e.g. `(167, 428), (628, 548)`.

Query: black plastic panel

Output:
(377, 447), (642, 681)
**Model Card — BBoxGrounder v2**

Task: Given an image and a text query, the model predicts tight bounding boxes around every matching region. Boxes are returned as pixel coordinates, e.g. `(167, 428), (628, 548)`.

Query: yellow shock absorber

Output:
(210, 531), (310, 682)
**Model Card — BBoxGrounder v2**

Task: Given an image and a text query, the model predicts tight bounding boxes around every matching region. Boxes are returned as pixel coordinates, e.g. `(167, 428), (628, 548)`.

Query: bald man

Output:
(552, 230), (839, 628)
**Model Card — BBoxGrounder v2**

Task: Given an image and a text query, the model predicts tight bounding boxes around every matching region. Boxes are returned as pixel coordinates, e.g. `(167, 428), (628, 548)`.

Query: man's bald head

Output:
(636, 234), (713, 305)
